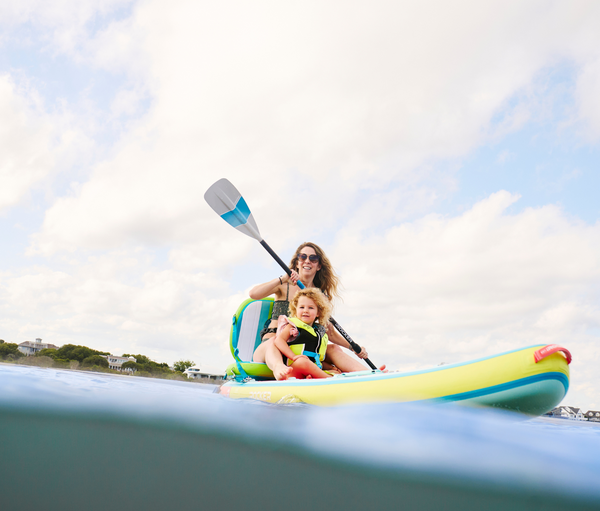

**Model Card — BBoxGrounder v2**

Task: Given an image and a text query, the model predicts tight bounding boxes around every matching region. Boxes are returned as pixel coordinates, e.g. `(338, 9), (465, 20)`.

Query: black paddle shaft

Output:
(259, 240), (377, 371)
(328, 318), (377, 371)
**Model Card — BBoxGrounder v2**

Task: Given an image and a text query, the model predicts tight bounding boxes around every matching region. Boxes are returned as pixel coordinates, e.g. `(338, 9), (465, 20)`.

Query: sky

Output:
(1, 0), (599, 409)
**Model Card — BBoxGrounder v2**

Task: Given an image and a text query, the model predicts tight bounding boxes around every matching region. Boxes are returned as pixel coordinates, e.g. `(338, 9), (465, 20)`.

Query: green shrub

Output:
(173, 360), (195, 373)
(121, 361), (138, 372)
(81, 355), (109, 368)
(0, 343), (24, 360)
(35, 348), (58, 359)
(54, 345), (109, 363)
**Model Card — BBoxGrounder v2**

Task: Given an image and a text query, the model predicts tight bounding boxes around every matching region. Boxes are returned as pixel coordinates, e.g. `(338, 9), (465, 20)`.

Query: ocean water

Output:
(1, 363), (599, 511)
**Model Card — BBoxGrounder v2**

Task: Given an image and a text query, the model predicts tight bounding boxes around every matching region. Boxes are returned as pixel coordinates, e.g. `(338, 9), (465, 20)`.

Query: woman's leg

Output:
(324, 343), (368, 372)
(324, 343), (386, 372)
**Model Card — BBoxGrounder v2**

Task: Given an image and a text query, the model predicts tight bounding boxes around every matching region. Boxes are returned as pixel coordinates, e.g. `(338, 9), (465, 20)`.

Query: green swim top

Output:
(270, 282), (290, 320)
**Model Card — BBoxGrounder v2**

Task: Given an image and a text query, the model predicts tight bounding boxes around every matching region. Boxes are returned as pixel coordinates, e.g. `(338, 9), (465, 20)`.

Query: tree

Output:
(0, 342), (24, 360)
(81, 355), (109, 368)
(36, 348), (58, 359)
(173, 360), (195, 373)
(54, 344), (104, 362)
(121, 361), (138, 372)
(133, 354), (152, 365)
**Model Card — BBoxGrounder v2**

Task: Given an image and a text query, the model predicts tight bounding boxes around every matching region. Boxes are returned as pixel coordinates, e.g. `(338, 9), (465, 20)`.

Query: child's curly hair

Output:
(289, 288), (332, 326)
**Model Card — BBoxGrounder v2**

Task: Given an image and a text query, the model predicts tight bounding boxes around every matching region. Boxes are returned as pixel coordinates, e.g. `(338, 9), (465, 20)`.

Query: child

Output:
(272, 288), (333, 380)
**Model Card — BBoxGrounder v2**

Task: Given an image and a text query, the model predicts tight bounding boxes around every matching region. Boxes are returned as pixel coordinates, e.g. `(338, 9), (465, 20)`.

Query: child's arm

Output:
(273, 325), (304, 362)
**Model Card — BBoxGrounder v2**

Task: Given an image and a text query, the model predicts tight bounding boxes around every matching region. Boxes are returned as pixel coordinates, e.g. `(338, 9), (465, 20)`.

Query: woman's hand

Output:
(282, 270), (300, 286)
(355, 346), (368, 359)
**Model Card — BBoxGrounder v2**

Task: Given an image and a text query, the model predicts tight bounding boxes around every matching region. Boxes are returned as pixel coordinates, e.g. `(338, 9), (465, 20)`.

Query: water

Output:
(1, 363), (599, 511)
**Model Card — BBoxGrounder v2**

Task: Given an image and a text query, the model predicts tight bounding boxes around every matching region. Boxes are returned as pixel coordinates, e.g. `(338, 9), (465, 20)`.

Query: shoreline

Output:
(0, 360), (223, 385)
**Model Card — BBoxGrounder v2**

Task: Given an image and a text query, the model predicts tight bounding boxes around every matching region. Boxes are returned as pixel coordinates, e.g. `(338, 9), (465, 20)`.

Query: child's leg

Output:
(252, 335), (274, 363)
(265, 341), (293, 380)
(289, 357), (331, 379)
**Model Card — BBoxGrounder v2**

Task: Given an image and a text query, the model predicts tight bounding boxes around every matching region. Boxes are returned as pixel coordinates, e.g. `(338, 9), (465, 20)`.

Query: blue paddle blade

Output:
(204, 178), (262, 241)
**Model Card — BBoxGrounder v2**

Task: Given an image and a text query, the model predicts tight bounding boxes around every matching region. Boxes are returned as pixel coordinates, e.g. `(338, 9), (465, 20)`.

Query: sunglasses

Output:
(297, 253), (320, 263)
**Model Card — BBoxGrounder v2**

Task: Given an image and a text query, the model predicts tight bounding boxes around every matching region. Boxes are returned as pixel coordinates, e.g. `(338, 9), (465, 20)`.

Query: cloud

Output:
(0, 73), (99, 214)
(27, 0), (600, 255)
(0, 75), (57, 212)
(575, 57), (600, 141)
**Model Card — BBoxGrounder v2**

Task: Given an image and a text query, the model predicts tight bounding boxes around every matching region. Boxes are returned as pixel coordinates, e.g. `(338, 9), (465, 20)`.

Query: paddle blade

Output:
(204, 178), (262, 241)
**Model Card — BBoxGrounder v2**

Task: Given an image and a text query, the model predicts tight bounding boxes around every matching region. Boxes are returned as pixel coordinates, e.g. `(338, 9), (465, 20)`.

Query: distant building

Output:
(18, 338), (59, 356)
(564, 406), (586, 420)
(183, 366), (224, 381)
(100, 355), (137, 372)
(585, 410), (600, 422)
(545, 406), (587, 420)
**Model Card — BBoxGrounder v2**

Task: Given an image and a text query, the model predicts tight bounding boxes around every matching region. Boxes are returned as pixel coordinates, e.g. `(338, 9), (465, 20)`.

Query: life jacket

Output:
(282, 317), (328, 369)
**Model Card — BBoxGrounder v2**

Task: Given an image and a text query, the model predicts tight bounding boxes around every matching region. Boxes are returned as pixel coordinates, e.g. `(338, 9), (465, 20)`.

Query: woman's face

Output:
(295, 296), (319, 325)
(296, 246), (322, 278)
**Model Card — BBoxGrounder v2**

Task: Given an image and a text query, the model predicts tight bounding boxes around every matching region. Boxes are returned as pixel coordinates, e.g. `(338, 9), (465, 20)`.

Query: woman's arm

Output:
(249, 277), (283, 300)
(326, 325), (351, 349)
(326, 325), (368, 358)
(248, 271), (299, 300)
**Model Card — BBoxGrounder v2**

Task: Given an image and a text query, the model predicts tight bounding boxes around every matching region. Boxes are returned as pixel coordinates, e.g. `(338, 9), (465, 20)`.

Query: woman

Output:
(250, 242), (378, 380)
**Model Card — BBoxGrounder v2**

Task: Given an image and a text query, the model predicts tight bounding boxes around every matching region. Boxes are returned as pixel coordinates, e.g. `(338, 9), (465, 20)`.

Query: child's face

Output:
(295, 296), (319, 325)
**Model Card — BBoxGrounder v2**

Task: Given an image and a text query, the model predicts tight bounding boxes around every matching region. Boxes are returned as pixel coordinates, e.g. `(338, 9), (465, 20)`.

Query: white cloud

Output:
(27, 1), (600, 256)
(0, 76), (57, 211)
(575, 57), (600, 141)
(0, 73), (100, 214)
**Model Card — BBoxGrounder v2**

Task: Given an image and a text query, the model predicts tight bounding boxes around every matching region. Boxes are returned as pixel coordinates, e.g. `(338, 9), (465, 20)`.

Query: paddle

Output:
(204, 178), (378, 371)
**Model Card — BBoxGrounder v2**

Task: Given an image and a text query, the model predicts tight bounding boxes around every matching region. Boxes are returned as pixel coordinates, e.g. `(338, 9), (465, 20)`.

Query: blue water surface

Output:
(1, 363), (599, 506)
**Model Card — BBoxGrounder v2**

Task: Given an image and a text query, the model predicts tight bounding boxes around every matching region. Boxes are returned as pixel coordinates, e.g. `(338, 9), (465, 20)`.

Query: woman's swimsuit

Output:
(259, 283), (290, 341)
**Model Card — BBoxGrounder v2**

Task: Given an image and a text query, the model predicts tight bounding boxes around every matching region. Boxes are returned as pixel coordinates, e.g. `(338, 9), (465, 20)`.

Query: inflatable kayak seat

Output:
(226, 298), (276, 381)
